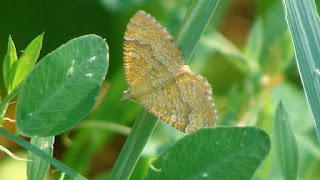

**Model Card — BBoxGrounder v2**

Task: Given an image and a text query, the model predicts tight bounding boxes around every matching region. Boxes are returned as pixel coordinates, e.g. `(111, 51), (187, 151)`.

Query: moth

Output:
(122, 10), (218, 134)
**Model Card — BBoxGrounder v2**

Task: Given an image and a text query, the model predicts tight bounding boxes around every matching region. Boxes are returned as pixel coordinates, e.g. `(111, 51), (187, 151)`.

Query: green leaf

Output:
(245, 17), (263, 61)
(16, 35), (109, 137)
(61, 71), (139, 174)
(145, 127), (271, 179)
(27, 136), (54, 180)
(281, 0), (320, 142)
(270, 82), (318, 179)
(274, 102), (299, 180)
(9, 34), (43, 93)
(2, 36), (18, 92)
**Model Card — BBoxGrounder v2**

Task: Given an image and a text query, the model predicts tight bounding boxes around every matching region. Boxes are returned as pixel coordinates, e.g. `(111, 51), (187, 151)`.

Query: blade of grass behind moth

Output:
(177, 0), (220, 62)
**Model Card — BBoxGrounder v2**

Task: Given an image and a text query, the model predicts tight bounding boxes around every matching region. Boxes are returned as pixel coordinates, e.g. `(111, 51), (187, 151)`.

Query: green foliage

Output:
(281, 0), (320, 143)
(1, 0), (320, 179)
(268, 82), (316, 179)
(16, 35), (109, 137)
(0, 34), (108, 179)
(146, 127), (270, 180)
(27, 136), (55, 180)
(274, 102), (299, 180)
(2, 36), (18, 92)
(61, 70), (140, 174)
(245, 18), (263, 62)
(3, 34), (43, 93)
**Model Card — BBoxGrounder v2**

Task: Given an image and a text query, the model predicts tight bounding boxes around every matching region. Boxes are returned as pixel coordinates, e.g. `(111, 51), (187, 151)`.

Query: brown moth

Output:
(122, 10), (218, 134)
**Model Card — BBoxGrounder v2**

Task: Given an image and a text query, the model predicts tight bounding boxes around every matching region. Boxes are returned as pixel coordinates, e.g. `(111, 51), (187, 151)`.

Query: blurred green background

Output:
(1, 0), (320, 179)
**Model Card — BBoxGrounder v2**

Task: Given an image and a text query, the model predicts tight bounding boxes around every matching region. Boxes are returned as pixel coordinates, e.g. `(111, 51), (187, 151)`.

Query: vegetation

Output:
(0, 0), (319, 179)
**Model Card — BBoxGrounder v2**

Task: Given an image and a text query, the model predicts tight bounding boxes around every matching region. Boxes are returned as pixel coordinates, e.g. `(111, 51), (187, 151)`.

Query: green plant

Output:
(109, 0), (270, 179)
(0, 34), (109, 179)
(1, 0), (320, 179)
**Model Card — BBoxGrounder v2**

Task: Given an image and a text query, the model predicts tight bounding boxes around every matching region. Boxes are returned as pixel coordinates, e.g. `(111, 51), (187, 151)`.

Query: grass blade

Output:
(281, 0), (320, 142)
(177, 0), (220, 61)
(108, 110), (157, 180)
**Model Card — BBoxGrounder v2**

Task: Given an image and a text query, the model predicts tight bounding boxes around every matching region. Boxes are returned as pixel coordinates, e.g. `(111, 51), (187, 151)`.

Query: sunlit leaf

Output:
(16, 35), (109, 137)
(146, 127), (271, 179)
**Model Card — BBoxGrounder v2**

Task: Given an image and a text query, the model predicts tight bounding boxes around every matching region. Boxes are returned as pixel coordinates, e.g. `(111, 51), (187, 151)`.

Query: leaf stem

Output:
(0, 84), (20, 111)
(0, 84), (21, 123)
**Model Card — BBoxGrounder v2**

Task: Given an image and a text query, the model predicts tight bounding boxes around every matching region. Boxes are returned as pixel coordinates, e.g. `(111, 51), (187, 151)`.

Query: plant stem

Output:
(0, 84), (21, 123)
(0, 84), (20, 111)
